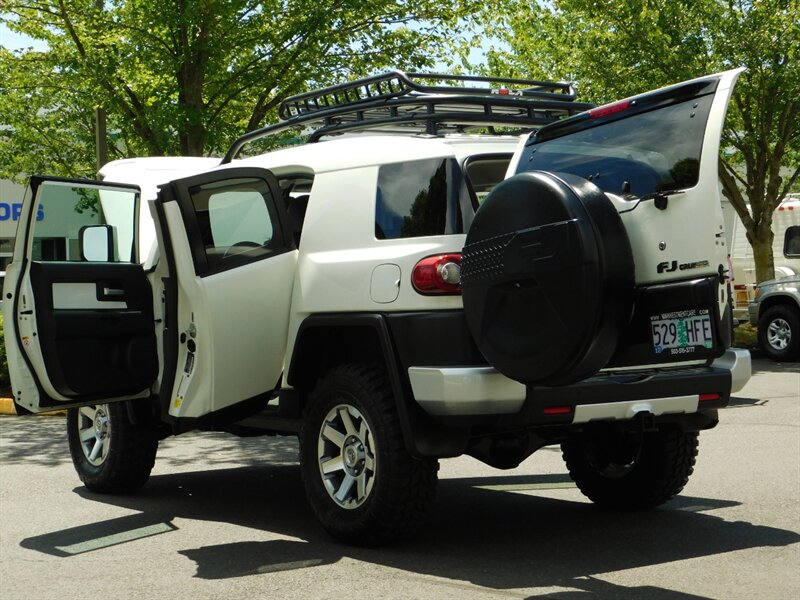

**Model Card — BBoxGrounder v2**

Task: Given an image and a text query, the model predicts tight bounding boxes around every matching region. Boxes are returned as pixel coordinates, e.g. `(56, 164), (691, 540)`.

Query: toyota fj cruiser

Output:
(3, 69), (751, 545)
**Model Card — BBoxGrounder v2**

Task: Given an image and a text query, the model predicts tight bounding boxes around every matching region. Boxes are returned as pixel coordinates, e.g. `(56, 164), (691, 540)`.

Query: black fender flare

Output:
(288, 314), (468, 458)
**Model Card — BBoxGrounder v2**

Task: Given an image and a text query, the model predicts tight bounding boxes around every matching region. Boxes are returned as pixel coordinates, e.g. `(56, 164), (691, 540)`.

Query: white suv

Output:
(3, 70), (751, 545)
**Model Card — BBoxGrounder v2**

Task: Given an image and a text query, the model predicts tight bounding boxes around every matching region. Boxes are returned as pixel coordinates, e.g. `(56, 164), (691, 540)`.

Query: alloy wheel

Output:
(766, 317), (791, 351)
(317, 403), (376, 509)
(76, 405), (111, 466)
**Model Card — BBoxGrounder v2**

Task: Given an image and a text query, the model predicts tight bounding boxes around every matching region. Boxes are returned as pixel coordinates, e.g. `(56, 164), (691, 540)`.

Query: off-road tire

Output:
(300, 363), (438, 546)
(758, 304), (800, 361)
(562, 425), (698, 510)
(67, 402), (158, 494)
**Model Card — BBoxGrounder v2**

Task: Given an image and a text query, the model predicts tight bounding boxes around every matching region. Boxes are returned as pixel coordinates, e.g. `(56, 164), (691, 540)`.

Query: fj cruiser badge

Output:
(657, 259), (710, 273)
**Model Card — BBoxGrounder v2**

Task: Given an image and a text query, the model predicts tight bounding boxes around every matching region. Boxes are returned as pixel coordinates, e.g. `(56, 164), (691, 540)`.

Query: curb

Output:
(0, 397), (65, 416)
(0, 397), (17, 415)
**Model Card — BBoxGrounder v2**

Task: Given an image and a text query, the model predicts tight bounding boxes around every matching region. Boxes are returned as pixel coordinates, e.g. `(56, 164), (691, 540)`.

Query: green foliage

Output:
(734, 322), (759, 350)
(0, 0), (481, 179)
(478, 0), (800, 283)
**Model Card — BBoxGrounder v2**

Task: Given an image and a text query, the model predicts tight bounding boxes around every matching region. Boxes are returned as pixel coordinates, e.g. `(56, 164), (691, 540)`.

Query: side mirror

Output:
(79, 225), (115, 262)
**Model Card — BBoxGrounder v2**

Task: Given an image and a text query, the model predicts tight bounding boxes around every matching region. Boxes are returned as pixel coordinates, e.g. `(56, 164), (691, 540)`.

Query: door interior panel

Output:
(28, 261), (158, 397)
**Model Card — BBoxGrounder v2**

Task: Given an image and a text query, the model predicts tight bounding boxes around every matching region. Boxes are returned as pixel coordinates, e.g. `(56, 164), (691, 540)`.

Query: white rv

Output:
(726, 194), (800, 319)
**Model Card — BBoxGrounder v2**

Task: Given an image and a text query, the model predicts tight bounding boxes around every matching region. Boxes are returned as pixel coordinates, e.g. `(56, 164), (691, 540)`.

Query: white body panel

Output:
(157, 179), (297, 418)
(232, 134), (517, 176)
(611, 70), (740, 295)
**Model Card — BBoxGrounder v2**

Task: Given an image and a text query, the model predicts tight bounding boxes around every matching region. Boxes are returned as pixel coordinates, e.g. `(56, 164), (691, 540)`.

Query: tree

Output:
(0, 0), (478, 179)
(480, 0), (799, 283)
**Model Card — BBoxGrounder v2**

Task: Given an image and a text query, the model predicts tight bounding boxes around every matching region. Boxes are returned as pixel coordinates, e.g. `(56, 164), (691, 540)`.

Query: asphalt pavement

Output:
(0, 357), (798, 599)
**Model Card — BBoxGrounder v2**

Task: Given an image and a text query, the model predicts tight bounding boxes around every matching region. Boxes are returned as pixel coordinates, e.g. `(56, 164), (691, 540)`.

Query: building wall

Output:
(0, 179), (26, 272)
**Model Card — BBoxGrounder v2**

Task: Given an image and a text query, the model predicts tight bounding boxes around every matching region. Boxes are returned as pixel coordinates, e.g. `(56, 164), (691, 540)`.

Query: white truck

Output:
(3, 70), (751, 545)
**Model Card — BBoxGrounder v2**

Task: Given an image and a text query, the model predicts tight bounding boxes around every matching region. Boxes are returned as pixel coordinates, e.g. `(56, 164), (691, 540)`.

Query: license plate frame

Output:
(650, 308), (714, 356)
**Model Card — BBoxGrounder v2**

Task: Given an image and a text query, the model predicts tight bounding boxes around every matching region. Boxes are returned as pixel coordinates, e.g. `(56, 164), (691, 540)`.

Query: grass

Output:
(734, 322), (759, 350)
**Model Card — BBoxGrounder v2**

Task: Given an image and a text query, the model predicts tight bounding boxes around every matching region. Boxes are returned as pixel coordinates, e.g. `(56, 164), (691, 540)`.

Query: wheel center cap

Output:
(343, 436), (366, 473)
(94, 411), (108, 437)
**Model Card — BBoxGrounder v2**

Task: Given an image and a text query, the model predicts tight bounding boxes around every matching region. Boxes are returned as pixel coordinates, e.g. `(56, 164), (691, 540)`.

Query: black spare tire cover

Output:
(461, 171), (634, 386)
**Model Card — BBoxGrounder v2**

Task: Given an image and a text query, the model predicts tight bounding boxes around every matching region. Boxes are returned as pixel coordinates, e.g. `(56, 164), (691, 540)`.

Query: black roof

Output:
(222, 70), (594, 164)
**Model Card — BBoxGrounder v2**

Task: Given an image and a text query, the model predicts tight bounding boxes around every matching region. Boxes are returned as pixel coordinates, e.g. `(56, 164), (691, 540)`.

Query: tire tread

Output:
(562, 426), (698, 510)
(67, 402), (158, 494)
(758, 304), (800, 361)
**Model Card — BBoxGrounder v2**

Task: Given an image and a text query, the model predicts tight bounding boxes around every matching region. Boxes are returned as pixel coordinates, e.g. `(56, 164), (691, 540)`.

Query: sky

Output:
(0, 23), (47, 51)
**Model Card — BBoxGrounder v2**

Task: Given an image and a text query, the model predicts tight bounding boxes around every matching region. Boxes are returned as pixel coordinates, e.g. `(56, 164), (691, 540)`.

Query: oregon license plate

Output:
(650, 309), (713, 355)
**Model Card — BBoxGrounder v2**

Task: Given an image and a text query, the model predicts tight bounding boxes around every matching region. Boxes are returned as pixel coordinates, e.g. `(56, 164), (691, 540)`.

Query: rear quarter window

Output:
(375, 158), (463, 239)
(464, 154), (513, 207)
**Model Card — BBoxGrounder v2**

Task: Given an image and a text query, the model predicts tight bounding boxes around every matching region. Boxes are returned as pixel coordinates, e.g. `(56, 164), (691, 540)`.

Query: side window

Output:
(464, 154), (512, 207)
(784, 225), (800, 258)
(31, 181), (137, 263)
(188, 177), (283, 274)
(278, 174), (315, 247)
(208, 190), (273, 248)
(375, 158), (462, 240)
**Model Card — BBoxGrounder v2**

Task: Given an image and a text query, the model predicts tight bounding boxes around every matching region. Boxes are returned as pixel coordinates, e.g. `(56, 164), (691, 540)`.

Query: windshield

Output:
(517, 95), (714, 199)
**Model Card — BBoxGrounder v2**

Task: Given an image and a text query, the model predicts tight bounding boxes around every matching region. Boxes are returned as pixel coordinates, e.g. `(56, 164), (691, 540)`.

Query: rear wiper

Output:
(619, 189), (685, 214)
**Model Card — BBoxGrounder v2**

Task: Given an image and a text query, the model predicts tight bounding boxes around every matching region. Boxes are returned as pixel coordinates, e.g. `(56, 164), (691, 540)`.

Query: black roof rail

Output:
(221, 70), (593, 164)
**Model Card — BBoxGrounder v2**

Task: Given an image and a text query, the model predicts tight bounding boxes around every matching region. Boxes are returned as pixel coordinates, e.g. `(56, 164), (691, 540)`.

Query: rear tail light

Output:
(699, 393), (721, 402)
(412, 254), (462, 295)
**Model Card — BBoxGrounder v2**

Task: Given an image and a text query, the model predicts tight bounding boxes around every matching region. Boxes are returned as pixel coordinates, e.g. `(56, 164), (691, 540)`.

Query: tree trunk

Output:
(176, 2), (208, 157)
(183, 123), (206, 156)
(749, 228), (776, 284)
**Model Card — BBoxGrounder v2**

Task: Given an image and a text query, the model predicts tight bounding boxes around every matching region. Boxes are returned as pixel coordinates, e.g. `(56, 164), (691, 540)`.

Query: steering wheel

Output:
(222, 241), (262, 259)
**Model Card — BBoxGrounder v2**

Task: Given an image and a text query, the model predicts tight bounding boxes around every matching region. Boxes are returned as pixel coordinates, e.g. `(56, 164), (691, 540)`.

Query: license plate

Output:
(650, 309), (713, 355)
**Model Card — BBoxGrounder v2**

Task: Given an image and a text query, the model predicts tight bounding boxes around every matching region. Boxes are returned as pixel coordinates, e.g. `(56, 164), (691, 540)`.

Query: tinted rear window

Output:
(375, 158), (463, 239)
(517, 95), (714, 198)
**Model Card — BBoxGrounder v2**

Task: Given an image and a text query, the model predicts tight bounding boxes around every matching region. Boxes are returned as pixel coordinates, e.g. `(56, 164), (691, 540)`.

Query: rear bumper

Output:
(408, 347), (751, 423)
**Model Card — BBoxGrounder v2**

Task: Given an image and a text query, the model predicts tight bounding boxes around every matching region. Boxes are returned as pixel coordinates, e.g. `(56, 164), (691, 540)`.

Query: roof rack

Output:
(221, 70), (594, 164)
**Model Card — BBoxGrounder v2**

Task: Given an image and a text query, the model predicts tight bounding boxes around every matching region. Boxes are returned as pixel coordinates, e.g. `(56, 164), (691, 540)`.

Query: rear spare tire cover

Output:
(461, 171), (634, 386)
